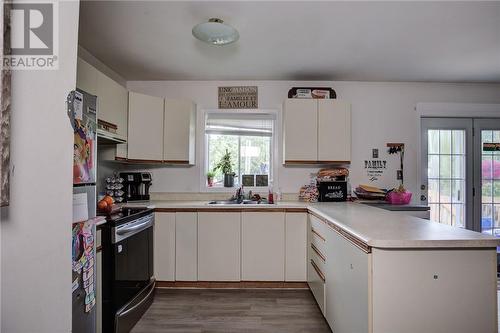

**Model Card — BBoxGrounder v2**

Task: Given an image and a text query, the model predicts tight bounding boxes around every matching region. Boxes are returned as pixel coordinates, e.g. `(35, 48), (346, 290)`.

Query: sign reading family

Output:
(218, 86), (258, 109)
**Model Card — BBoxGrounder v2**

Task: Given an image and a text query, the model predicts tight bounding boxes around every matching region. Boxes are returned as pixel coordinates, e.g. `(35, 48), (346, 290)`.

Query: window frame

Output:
(200, 109), (279, 192)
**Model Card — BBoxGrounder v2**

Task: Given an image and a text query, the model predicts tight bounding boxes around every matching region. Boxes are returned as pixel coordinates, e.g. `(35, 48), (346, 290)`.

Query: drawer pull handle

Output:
(311, 243), (326, 262)
(311, 228), (326, 242)
(310, 259), (325, 282)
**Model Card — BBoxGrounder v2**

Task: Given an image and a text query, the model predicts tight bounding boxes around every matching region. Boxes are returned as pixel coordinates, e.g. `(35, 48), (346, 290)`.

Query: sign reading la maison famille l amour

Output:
(218, 86), (258, 109)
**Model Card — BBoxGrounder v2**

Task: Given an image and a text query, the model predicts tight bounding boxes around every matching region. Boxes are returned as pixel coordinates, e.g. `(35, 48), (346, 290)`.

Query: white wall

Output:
(126, 80), (500, 198)
(0, 1), (80, 332)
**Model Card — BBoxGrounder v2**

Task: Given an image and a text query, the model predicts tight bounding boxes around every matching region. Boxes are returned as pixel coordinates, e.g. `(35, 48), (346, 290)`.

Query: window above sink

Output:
(202, 110), (277, 191)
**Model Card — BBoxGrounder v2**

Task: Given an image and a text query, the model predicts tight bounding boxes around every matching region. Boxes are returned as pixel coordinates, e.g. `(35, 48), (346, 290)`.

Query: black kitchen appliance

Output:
(318, 181), (348, 202)
(101, 208), (155, 333)
(120, 172), (152, 202)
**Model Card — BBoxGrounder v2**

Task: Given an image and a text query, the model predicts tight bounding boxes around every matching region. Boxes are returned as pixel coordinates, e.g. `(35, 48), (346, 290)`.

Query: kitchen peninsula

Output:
(126, 200), (498, 333)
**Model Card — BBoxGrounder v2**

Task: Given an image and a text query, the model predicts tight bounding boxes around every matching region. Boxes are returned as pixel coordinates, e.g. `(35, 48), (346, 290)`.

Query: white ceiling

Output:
(78, 1), (500, 82)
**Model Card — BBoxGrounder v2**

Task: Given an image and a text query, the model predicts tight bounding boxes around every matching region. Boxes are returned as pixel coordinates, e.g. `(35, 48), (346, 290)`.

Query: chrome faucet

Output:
(234, 186), (244, 203)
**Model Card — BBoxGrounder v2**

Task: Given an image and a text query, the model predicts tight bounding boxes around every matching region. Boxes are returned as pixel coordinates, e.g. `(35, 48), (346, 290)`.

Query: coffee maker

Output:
(120, 172), (152, 202)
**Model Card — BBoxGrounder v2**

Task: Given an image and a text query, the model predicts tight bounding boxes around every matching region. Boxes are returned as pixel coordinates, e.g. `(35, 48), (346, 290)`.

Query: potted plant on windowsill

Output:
(214, 149), (235, 187)
(206, 171), (215, 187)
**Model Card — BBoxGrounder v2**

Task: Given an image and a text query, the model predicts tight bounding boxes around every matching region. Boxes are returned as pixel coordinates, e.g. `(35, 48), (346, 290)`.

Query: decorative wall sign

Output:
(218, 86), (258, 109)
(483, 143), (500, 151)
(364, 159), (387, 182)
(1, 3), (11, 207)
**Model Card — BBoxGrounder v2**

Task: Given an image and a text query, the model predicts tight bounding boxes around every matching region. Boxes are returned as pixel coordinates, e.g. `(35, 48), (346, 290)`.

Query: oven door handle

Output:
(116, 219), (152, 235)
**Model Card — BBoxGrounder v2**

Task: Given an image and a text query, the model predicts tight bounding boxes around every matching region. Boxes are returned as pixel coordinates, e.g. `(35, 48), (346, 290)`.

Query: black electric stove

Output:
(100, 207), (155, 333)
(104, 207), (154, 226)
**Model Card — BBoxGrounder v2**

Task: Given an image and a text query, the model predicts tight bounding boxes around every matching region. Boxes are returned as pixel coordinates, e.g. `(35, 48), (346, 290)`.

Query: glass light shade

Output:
(192, 18), (239, 46)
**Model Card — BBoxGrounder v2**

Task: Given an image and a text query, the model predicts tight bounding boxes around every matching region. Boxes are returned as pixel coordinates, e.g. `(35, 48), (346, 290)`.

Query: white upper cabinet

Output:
(283, 99), (318, 162)
(96, 71), (128, 140)
(127, 91), (164, 161)
(283, 98), (351, 164)
(76, 58), (98, 95)
(164, 99), (196, 164)
(318, 100), (351, 162)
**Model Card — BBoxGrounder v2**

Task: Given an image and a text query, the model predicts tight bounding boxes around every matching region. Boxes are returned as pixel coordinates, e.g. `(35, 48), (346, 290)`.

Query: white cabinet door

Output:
(283, 99), (318, 162)
(154, 213), (176, 281)
(175, 212), (197, 281)
(198, 212), (241, 281)
(241, 212), (285, 281)
(371, 248), (496, 333)
(127, 91), (164, 161)
(325, 228), (370, 333)
(285, 213), (307, 281)
(318, 100), (351, 162)
(164, 99), (196, 164)
(76, 58), (98, 95)
(96, 71), (128, 140)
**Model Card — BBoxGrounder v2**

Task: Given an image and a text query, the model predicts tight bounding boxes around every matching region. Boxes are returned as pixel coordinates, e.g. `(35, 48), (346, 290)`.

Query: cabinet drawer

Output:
(310, 243), (326, 273)
(310, 214), (328, 238)
(311, 229), (327, 258)
(308, 259), (326, 314)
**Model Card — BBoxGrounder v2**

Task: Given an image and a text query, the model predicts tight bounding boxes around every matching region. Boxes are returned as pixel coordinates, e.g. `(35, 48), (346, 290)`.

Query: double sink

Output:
(208, 200), (273, 205)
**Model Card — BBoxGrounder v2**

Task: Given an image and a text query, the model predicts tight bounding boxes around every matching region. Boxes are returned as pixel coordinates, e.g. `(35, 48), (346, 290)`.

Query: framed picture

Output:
(242, 175), (255, 187)
(255, 175), (268, 187)
(1, 1), (11, 207)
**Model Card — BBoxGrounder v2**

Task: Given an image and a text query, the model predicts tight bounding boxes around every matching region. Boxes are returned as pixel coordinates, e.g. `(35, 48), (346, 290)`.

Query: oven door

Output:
(112, 214), (154, 332)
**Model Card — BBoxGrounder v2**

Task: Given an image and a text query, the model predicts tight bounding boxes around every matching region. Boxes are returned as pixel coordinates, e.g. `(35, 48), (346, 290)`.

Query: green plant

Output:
(206, 170), (215, 179)
(213, 149), (234, 175)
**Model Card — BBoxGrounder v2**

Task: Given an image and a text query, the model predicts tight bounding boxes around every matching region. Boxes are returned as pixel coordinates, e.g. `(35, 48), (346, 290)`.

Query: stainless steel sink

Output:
(208, 200), (240, 205)
(208, 200), (271, 205)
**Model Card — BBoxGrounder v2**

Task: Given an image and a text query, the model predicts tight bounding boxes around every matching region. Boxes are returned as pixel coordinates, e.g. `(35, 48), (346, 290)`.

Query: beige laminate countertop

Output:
(122, 200), (500, 249)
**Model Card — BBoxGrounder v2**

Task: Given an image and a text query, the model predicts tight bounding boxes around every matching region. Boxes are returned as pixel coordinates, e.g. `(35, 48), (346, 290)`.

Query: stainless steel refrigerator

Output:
(70, 89), (98, 333)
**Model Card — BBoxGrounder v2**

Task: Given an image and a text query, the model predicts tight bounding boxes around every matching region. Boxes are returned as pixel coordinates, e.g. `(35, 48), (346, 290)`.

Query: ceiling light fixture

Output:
(192, 18), (239, 46)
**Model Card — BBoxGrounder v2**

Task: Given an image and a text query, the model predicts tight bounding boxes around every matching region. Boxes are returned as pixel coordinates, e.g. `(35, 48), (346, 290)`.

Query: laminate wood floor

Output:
(131, 289), (332, 333)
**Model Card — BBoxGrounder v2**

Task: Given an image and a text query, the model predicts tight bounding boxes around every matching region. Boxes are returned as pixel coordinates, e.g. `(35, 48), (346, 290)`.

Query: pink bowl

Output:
(386, 191), (412, 205)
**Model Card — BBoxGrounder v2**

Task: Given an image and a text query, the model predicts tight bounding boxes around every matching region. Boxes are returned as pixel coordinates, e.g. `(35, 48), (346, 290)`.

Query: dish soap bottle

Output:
(268, 183), (274, 204)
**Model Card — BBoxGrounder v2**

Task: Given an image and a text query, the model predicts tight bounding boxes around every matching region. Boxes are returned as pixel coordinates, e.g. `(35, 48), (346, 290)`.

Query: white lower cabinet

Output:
(153, 211), (308, 283)
(154, 213), (176, 281)
(371, 248), (496, 333)
(175, 212), (197, 281)
(198, 212), (241, 281)
(307, 259), (326, 314)
(285, 213), (307, 281)
(242, 212), (285, 281)
(307, 215), (326, 314)
(324, 227), (370, 333)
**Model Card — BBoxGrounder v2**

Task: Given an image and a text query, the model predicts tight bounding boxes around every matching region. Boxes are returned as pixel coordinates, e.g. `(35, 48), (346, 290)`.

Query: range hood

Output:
(97, 128), (126, 144)
(97, 119), (126, 144)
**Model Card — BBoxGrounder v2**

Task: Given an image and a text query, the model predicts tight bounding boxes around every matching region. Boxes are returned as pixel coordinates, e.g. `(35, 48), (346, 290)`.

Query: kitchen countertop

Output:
(360, 202), (430, 211)
(121, 200), (499, 249)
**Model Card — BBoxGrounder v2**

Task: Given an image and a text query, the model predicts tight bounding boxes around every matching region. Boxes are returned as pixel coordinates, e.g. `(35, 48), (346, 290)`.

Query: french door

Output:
(421, 118), (473, 229)
(421, 117), (500, 236)
(473, 120), (500, 236)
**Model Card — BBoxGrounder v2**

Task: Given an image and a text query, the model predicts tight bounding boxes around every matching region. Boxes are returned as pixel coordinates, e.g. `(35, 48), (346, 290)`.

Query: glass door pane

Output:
(426, 129), (466, 227)
(421, 118), (473, 229)
(477, 127), (500, 237)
